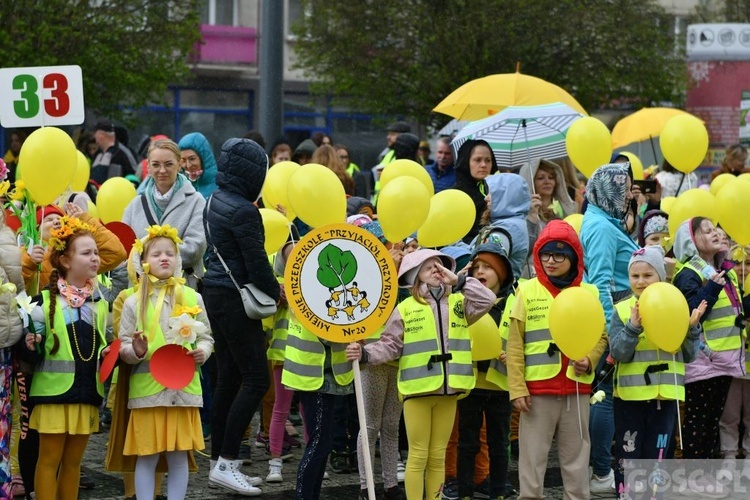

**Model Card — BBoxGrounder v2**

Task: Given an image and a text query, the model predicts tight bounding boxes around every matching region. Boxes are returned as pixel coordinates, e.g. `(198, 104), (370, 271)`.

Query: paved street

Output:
(77, 419), (586, 499)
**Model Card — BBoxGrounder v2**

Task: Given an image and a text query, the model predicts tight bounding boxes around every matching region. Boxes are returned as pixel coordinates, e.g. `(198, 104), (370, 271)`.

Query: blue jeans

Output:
(589, 356), (614, 477)
(296, 391), (335, 500)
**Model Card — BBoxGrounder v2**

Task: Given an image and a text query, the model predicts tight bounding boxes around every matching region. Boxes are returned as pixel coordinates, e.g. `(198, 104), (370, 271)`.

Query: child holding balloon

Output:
(455, 242), (515, 500)
(117, 225), (214, 500)
(609, 246), (705, 495)
(346, 249), (495, 500)
(672, 217), (750, 461)
(506, 220), (608, 500)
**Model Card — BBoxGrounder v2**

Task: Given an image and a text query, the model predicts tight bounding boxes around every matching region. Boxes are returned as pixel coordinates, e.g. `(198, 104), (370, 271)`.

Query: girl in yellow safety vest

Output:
(345, 249), (495, 500)
(22, 216), (111, 500)
(609, 246), (706, 496)
(118, 225), (214, 500)
(672, 217), (750, 461)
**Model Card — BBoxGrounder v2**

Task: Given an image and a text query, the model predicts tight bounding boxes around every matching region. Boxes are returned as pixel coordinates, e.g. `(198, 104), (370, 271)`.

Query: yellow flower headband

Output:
(133, 224), (183, 255)
(48, 216), (94, 251)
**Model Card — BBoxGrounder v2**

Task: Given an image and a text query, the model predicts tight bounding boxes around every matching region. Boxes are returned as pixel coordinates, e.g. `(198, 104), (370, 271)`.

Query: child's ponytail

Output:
(47, 268), (61, 355)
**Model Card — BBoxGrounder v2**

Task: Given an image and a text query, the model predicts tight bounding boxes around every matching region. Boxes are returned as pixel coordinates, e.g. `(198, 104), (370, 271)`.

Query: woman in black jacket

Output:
(453, 139), (498, 243)
(203, 138), (280, 495)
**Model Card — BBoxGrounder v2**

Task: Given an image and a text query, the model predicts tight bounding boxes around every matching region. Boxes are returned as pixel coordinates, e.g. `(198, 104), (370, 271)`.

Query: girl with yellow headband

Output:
(117, 225), (213, 500)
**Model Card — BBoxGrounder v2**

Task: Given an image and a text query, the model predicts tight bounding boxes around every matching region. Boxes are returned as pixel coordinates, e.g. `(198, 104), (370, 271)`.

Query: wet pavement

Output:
(77, 419), (590, 499)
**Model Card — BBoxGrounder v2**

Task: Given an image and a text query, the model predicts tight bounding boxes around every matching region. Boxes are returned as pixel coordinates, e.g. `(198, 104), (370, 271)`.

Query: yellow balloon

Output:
(739, 172), (750, 182)
(549, 287), (604, 361)
(87, 200), (99, 219)
(661, 196), (677, 214)
(565, 117), (612, 178)
(659, 115), (709, 174)
(470, 314), (501, 361)
(72, 151), (91, 192)
(260, 208), (291, 255)
(620, 151), (644, 180)
(639, 282), (690, 353)
(97, 177), (137, 223)
(667, 189), (717, 238)
(417, 189), (476, 247)
(379, 159), (435, 196)
(710, 173), (736, 196)
(288, 163), (347, 228)
(18, 127), (77, 205)
(377, 177), (430, 242)
(563, 213), (584, 235)
(263, 161), (300, 221)
(716, 178), (750, 246)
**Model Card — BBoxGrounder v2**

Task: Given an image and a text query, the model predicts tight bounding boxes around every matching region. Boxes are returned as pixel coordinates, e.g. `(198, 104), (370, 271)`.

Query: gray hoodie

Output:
(471, 173), (530, 279)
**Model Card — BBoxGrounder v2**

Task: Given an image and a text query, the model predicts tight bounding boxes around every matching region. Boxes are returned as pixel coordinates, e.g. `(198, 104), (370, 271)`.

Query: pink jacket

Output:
(363, 276), (495, 398)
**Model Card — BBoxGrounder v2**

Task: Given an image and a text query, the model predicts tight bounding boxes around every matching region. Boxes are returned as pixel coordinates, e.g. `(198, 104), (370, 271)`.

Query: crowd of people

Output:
(0, 120), (749, 500)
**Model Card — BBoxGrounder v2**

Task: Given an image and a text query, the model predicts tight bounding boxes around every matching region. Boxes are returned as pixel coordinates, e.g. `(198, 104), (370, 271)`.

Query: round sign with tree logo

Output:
(284, 223), (399, 343)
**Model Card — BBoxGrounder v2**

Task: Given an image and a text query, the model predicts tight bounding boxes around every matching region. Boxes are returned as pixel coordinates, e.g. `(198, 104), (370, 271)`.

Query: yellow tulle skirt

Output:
(30, 404), (99, 435)
(123, 406), (204, 456)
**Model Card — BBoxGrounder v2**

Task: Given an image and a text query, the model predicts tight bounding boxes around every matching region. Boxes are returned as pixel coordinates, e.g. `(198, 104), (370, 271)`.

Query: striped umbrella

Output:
(450, 102), (583, 169)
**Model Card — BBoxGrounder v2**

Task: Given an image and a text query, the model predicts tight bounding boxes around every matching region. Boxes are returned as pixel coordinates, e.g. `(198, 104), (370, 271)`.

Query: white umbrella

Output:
(451, 102), (584, 169)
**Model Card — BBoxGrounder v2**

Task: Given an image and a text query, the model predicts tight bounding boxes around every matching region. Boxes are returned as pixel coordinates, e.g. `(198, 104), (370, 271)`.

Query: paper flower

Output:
(590, 390), (606, 405)
(8, 180), (26, 201)
(132, 238), (144, 255)
(731, 245), (747, 263)
(0, 181), (9, 197)
(167, 313), (207, 345)
(0, 283), (16, 295)
(0, 159), (7, 181)
(15, 292), (38, 327)
(146, 224), (183, 245)
(172, 304), (203, 317)
(48, 217), (94, 252)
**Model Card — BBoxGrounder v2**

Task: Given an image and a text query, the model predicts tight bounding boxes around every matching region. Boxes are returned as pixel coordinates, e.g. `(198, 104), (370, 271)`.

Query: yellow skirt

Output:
(123, 406), (204, 456)
(29, 404), (99, 435)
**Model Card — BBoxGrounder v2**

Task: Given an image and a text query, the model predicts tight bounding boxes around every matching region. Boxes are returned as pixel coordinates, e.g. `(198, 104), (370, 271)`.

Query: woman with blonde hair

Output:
(712, 143), (749, 179)
(312, 145), (355, 195)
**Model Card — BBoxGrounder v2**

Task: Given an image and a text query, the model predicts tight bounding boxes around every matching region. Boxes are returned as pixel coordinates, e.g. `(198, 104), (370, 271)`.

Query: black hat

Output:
(386, 121), (410, 133)
(94, 120), (115, 133)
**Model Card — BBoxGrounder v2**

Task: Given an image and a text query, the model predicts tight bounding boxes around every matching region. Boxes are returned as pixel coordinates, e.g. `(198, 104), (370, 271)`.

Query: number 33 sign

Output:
(0, 65), (84, 127)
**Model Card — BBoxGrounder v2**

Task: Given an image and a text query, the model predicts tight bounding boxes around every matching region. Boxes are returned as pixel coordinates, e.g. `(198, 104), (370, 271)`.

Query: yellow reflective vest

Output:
(396, 294), (475, 396)
(30, 290), (108, 398)
(678, 261), (744, 352)
(613, 297), (686, 401)
(129, 287), (202, 399)
(519, 280), (596, 384)
(486, 294), (515, 391)
(281, 316), (353, 391)
(267, 307), (291, 362)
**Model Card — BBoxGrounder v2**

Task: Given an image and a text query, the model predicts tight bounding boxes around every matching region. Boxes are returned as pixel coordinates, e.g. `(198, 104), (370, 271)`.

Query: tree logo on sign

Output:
(317, 244), (371, 322)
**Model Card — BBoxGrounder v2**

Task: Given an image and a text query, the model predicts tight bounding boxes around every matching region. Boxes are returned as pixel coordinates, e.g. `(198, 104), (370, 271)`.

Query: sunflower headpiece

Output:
(48, 217), (94, 252)
(146, 225), (183, 246)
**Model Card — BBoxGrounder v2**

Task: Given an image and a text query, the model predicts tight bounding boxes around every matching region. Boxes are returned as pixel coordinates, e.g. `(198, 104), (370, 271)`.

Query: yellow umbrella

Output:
(433, 70), (587, 121)
(611, 108), (698, 149)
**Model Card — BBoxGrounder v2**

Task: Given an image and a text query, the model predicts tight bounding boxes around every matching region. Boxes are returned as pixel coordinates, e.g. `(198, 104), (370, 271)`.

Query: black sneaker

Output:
(348, 451), (359, 473)
(442, 477), (459, 500)
(473, 478), (490, 499)
(383, 485), (405, 500)
(504, 482), (518, 498)
(79, 471), (95, 490)
(329, 451), (350, 474)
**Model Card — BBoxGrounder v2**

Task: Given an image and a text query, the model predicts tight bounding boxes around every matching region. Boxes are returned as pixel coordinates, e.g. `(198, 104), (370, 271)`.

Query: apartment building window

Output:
(201, 0), (238, 26)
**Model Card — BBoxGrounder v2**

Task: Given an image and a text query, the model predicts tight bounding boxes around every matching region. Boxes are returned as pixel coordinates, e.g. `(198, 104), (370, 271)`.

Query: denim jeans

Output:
(589, 356), (614, 477)
(457, 389), (511, 498)
(331, 393), (359, 453)
(204, 286), (271, 459)
(296, 391), (336, 500)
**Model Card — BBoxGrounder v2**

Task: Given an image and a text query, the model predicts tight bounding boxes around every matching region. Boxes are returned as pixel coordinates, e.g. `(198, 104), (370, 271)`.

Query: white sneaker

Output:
(741, 458), (750, 481)
(267, 458), (283, 483)
(324, 471), (329, 480)
(397, 460), (405, 483)
(209, 458), (262, 496)
(209, 459), (263, 488)
(590, 469), (615, 494)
